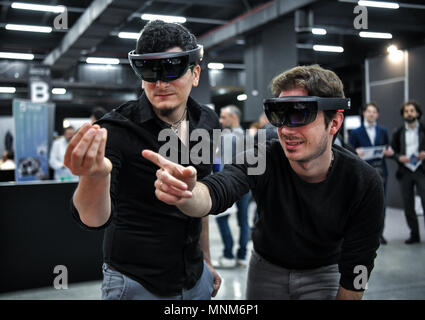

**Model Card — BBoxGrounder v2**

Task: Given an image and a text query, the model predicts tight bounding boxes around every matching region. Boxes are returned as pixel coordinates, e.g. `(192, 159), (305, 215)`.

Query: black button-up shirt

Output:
(71, 92), (219, 296)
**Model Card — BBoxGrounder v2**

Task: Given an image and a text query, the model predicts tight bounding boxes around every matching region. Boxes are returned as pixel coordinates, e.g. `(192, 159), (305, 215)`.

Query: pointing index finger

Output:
(142, 149), (182, 173)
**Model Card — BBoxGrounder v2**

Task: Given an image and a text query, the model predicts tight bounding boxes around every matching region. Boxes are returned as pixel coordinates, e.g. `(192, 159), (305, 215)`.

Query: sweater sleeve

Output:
(201, 142), (266, 215)
(201, 164), (251, 215)
(338, 174), (384, 291)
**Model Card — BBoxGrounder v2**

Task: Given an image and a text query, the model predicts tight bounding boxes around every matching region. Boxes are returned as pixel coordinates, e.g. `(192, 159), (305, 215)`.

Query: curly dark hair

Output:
(136, 20), (198, 54)
(401, 100), (422, 119)
(271, 64), (345, 128)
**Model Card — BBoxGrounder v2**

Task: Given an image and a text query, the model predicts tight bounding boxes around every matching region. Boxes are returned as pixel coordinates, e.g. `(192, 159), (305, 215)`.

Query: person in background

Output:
(391, 100), (425, 244)
(91, 107), (108, 123)
(49, 126), (77, 181)
(349, 102), (394, 244)
(214, 105), (251, 268)
(248, 122), (261, 138)
(0, 150), (16, 170)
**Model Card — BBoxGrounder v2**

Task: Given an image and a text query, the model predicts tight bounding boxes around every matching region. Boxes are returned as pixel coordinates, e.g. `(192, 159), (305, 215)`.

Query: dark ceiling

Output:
(1, 0), (424, 69)
(0, 0), (425, 117)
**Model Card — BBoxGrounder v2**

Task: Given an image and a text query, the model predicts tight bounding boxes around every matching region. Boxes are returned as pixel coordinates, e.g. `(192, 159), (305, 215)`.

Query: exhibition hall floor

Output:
(1, 206), (424, 300)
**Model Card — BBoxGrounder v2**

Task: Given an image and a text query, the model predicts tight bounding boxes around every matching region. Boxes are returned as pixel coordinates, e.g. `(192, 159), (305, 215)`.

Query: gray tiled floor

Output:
(0, 204), (424, 300)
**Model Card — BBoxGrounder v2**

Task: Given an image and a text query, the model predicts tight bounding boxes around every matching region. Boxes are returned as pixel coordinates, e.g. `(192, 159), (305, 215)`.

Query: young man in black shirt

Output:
(64, 21), (221, 300)
(143, 65), (384, 300)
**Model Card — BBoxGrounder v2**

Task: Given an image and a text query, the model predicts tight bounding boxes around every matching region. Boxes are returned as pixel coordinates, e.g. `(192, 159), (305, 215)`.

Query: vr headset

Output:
(128, 45), (204, 82)
(263, 96), (351, 127)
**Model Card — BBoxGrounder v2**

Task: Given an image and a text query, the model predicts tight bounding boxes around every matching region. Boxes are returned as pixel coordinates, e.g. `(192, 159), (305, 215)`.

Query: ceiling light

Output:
(86, 57), (120, 65)
(11, 2), (65, 13)
(312, 28), (327, 35)
(313, 45), (344, 53)
(52, 88), (66, 95)
(0, 52), (34, 60)
(208, 63), (224, 70)
(118, 32), (140, 39)
(5, 24), (52, 33)
(389, 49), (403, 62)
(387, 44), (398, 52)
(359, 31), (392, 39)
(387, 45), (403, 62)
(358, 1), (399, 9)
(0, 87), (16, 93)
(237, 94), (247, 101)
(141, 14), (186, 23)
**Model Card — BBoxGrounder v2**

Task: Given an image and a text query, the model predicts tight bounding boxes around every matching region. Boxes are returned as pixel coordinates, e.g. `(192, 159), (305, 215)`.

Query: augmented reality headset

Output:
(263, 96), (351, 127)
(128, 45), (203, 82)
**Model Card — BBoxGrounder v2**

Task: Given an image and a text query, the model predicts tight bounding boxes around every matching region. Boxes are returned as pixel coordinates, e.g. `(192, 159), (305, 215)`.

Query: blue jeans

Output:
(101, 261), (214, 300)
(216, 191), (251, 260)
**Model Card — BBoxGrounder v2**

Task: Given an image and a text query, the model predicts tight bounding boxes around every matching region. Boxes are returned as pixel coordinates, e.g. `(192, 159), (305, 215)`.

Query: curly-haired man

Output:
(65, 20), (221, 300)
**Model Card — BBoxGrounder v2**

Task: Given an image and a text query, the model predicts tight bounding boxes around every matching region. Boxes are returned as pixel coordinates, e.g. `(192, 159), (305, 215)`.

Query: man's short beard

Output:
(405, 117), (417, 124)
(157, 106), (177, 117)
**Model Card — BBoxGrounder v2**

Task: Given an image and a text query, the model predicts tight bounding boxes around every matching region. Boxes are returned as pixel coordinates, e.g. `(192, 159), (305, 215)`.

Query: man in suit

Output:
(349, 102), (393, 244)
(391, 100), (425, 244)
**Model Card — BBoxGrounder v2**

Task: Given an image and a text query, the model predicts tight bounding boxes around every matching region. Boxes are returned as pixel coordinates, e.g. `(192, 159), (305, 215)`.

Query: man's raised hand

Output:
(64, 123), (112, 178)
(142, 150), (197, 205)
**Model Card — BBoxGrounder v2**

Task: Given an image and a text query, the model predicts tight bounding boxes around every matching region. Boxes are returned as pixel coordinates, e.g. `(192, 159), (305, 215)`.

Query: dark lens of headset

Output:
(287, 109), (309, 126)
(161, 57), (189, 81)
(135, 60), (160, 82)
(265, 102), (317, 127)
(135, 56), (190, 82)
(265, 109), (285, 127)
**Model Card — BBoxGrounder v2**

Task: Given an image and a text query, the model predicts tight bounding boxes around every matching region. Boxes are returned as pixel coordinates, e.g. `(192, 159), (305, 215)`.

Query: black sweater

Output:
(201, 140), (384, 291)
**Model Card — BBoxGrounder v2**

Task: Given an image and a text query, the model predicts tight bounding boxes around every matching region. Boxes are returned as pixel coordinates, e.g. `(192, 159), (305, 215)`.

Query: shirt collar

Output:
(137, 92), (158, 124)
(364, 120), (376, 129)
(405, 120), (419, 131)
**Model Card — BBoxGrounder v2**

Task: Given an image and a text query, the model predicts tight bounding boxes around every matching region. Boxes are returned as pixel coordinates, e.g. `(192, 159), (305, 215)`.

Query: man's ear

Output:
(141, 80), (145, 90)
(330, 112), (344, 136)
(192, 65), (201, 87)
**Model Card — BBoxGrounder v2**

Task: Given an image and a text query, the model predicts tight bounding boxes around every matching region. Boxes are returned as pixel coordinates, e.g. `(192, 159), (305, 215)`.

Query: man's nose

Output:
(155, 80), (168, 88)
(279, 125), (299, 136)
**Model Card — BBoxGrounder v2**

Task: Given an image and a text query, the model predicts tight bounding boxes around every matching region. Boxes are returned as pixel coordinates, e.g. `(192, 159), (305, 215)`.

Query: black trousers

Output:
(398, 167), (425, 238)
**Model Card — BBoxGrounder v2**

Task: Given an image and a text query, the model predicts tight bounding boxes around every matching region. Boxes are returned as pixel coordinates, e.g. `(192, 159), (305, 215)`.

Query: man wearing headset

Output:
(391, 101), (425, 244)
(64, 20), (221, 300)
(143, 65), (384, 300)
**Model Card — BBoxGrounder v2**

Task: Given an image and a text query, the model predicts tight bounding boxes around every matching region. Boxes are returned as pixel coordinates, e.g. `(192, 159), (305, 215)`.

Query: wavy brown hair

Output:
(270, 64), (345, 128)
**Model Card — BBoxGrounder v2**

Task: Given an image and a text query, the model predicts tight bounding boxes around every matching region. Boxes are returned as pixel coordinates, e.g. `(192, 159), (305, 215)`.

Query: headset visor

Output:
(128, 45), (203, 82)
(263, 96), (350, 127)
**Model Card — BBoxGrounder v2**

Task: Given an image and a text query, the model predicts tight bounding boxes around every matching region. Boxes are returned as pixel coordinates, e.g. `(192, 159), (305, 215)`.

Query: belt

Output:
(106, 263), (117, 271)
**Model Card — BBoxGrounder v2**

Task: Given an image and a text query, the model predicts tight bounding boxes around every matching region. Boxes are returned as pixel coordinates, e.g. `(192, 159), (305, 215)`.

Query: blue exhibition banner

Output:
(13, 99), (52, 182)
